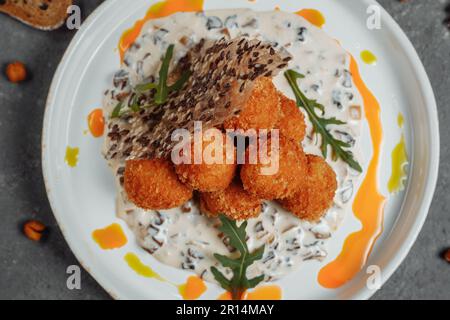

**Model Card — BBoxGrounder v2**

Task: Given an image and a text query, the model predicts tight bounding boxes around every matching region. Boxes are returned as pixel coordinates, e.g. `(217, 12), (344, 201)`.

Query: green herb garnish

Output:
(284, 69), (362, 172)
(211, 215), (265, 300)
(154, 44), (174, 104)
(129, 94), (140, 112)
(111, 101), (124, 118)
(135, 44), (191, 104)
(111, 44), (190, 118)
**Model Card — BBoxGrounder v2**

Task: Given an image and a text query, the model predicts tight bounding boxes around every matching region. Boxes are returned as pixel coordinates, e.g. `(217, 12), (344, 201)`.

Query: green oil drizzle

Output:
(124, 252), (165, 281)
(65, 146), (79, 167)
(361, 50), (377, 65)
(388, 113), (408, 193)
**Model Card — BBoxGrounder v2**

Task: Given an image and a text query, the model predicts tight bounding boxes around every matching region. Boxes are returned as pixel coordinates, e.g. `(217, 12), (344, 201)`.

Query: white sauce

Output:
(103, 9), (363, 283)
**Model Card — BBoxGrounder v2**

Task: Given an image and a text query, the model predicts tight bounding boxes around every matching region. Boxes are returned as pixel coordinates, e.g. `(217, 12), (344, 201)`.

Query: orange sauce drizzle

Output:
(217, 291), (233, 300)
(87, 108), (105, 137)
(178, 276), (207, 300)
(245, 285), (282, 300)
(217, 285), (282, 300)
(296, 9), (326, 28)
(92, 223), (127, 250)
(119, 0), (204, 61)
(318, 56), (386, 288)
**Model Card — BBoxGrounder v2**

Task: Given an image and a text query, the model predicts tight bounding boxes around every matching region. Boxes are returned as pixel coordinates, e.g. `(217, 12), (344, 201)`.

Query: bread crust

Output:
(0, 0), (73, 30)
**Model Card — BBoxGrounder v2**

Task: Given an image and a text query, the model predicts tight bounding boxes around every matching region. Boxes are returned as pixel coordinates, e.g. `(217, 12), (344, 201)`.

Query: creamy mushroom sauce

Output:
(103, 9), (363, 283)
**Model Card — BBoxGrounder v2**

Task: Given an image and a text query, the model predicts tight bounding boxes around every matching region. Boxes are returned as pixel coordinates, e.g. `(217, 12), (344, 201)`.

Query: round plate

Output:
(42, 0), (439, 300)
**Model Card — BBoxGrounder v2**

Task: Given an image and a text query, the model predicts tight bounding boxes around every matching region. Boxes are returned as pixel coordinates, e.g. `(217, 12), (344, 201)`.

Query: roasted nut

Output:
(23, 220), (46, 241)
(444, 248), (450, 263)
(6, 61), (27, 83)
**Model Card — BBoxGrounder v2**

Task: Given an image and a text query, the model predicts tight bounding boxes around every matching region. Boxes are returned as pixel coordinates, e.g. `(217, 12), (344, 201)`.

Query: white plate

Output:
(42, 0), (439, 300)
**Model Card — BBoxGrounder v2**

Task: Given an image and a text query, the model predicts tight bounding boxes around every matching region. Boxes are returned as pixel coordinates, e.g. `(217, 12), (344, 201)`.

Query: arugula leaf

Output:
(211, 215), (266, 300)
(135, 82), (157, 93)
(138, 44), (190, 105)
(129, 94), (140, 112)
(111, 44), (190, 118)
(111, 101), (124, 119)
(284, 69), (363, 172)
(169, 69), (191, 92)
(154, 44), (174, 104)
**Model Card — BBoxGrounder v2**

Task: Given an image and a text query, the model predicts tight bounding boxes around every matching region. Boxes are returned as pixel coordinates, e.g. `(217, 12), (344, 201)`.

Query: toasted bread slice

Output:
(0, 0), (73, 30)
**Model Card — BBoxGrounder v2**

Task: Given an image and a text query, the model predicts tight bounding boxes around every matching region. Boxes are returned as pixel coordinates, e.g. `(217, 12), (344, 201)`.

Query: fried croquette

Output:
(240, 135), (307, 200)
(175, 129), (237, 192)
(124, 159), (193, 210)
(200, 180), (262, 220)
(223, 77), (280, 131)
(276, 93), (306, 142)
(280, 155), (337, 222)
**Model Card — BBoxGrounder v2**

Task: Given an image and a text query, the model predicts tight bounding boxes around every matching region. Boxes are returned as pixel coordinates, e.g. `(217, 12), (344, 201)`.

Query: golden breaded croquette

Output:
(240, 135), (307, 200)
(223, 77), (280, 131)
(200, 180), (262, 220)
(175, 129), (237, 192)
(124, 159), (193, 210)
(276, 92), (306, 143)
(280, 155), (337, 222)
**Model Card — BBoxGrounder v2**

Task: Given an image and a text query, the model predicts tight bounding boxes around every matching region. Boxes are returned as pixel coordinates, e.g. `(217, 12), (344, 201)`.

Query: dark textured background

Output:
(0, 0), (448, 300)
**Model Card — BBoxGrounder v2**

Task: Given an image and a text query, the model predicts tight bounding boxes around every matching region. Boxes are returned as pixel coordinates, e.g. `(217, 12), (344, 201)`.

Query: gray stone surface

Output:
(0, 0), (448, 300)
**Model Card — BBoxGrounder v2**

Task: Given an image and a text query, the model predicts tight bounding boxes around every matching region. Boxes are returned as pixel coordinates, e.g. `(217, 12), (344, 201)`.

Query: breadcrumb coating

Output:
(279, 155), (337, 222)
(175, 129), (237, 192)
(124, 159), (193, 210)
(199, 180), (262, 220)
(276, 92), (306, 143)
(240, 135), (308, 200)
(223, 77), (280, 131)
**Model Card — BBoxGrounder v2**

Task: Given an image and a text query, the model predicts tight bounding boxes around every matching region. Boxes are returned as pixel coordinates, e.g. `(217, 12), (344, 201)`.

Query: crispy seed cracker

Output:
(105, 36), (292, 160)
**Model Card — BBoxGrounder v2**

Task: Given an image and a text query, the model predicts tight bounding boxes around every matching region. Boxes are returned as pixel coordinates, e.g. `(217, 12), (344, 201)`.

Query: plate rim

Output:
(41, 0), (440, 300)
